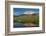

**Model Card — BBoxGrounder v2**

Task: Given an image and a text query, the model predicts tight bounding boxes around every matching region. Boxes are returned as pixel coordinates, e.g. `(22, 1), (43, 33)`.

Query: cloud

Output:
(23, 11), (38, 14)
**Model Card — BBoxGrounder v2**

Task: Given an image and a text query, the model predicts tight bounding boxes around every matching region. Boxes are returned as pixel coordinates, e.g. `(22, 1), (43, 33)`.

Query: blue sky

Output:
(13, 8), (39, 15)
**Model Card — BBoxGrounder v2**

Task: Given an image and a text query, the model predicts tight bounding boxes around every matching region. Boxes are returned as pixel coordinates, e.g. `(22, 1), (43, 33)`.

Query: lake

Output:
(13, 23), (25, 28)
(13, 22), (39, 28)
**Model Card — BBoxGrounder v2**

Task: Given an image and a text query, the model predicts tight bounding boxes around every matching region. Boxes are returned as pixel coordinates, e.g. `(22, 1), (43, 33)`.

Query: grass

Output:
(13, 14), (39, 25)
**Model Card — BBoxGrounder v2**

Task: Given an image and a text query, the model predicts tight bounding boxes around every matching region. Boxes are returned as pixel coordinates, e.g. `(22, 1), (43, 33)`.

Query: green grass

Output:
(14, 14), (39, 24)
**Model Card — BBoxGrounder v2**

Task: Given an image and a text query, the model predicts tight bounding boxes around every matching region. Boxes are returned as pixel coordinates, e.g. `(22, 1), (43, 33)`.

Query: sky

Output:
(13, 8), (39, 15)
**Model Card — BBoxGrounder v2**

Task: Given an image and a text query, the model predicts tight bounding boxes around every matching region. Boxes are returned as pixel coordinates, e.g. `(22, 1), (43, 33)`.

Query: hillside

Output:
(14, 14), (39, 24)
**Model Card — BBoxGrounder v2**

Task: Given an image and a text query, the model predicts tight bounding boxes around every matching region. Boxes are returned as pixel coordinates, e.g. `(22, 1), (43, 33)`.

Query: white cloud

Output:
(23, 11), (38, 14)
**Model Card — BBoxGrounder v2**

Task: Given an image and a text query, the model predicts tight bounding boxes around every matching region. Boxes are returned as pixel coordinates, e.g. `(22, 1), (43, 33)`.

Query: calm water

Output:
(13, 22), (39, 28)
(13, 23), (25, 28)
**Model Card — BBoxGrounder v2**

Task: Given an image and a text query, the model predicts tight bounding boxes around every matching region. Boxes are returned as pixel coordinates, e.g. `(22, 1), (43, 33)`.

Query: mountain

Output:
(14, 11), (39, 16)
